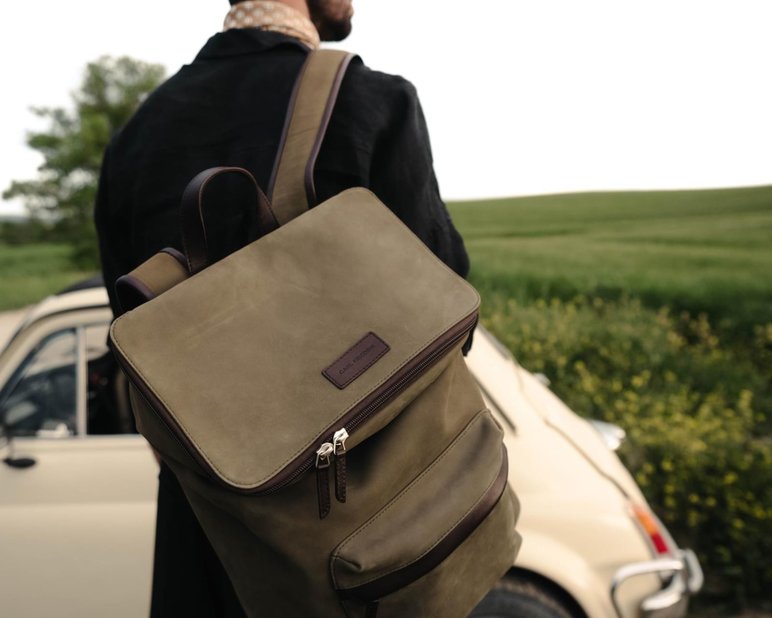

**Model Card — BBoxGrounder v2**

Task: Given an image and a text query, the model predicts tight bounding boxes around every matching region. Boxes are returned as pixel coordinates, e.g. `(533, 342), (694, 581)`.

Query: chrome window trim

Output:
(75, 325), (87, 438)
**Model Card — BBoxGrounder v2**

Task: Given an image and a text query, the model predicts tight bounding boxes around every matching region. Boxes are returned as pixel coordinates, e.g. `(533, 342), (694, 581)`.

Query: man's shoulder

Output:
(332, 55), (421, 136)
(340, 56), (418, 104)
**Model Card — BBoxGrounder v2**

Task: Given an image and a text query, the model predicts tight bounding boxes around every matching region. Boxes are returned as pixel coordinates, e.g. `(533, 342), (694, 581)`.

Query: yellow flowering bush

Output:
(482, 295), (772, 606)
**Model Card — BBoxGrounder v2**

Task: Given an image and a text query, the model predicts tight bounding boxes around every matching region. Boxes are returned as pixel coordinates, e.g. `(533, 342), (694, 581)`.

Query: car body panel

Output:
(0, 293), (157, 617)
(467, 328), (670, 617)
(0, 437), (157, 618)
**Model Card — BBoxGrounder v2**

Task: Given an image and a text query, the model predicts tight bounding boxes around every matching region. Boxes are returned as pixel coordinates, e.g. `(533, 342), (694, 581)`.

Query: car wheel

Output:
(470, 576), (576, 618)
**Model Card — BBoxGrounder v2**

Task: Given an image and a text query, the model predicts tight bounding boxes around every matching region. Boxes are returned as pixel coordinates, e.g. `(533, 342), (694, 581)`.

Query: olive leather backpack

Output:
(109, 49), (521, 618)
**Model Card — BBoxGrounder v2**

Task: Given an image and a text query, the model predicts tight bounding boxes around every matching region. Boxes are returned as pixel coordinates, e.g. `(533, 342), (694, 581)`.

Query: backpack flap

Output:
(109, 187), (479, 499)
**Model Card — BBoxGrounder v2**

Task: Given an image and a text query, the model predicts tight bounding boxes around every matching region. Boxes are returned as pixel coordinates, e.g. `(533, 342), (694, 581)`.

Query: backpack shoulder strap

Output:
(267, 49), (356, 225)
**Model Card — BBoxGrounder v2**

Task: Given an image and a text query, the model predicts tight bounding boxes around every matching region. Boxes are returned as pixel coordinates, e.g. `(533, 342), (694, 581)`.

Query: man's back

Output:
(97, 29), (468, 316)
(96, 8), (469, 616)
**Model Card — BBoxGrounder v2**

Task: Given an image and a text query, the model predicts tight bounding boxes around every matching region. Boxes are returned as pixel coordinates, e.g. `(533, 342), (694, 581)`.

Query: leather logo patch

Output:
(323, 332), (390, 390)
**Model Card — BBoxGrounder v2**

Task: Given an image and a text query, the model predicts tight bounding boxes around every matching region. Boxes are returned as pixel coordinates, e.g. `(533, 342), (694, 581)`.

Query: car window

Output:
(84, 322), (135, 435)
(85, 323), (110, 361)
(0, 329), (77, 437)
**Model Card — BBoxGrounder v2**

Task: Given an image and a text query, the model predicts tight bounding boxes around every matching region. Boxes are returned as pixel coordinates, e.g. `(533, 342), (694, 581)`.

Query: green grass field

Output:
(448, 185), (772, 336)
(0, 243), (95, 311)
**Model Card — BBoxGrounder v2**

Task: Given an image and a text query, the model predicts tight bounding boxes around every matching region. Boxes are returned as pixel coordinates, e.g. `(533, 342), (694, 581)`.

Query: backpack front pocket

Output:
(331, 410), (517, 617)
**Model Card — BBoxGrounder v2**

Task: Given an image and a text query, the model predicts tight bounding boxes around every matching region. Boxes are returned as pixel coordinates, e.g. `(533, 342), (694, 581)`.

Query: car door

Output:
(0, 309), (157, 618)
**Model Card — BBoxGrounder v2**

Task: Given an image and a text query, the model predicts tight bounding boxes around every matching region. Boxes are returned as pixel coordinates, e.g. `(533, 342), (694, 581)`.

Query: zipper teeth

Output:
(345, 314), (477, 436)
(113, 311), (477, 495)
(266, 312), (478, 494)
(339, 444), (509, 602)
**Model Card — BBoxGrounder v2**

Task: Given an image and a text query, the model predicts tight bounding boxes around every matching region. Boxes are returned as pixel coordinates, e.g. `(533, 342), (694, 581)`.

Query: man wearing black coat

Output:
(95, 0), (469, 615)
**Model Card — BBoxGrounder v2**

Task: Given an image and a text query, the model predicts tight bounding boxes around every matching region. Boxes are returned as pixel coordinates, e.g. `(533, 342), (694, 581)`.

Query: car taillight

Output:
(631, 503), (670, 555)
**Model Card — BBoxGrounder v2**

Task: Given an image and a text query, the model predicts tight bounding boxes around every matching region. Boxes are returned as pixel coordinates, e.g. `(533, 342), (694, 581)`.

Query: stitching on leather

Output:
(324, 332), (388, 374)
(114, 300), (473, 489)
(330, 410), (497, 590)
(256, 319), (459, 484)
(209, 193), (479, 486)
(112, 195), (480, 490)
(272, 186), (483, 466)
(334, 458), (501, 591)
(110, 326), (230, 483)
(323, 332), (390, 389)
(112, 315), (453, 489)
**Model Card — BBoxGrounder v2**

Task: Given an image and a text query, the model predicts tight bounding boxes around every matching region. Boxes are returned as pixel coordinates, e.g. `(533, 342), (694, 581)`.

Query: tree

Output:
(3, 56), (166, 267)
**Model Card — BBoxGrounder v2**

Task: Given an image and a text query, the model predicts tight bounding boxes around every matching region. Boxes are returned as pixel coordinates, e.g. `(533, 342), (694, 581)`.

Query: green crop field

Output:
(0, 243), (95, 311)
(448, 185), (772, 335)
(449, 185), (772, 612)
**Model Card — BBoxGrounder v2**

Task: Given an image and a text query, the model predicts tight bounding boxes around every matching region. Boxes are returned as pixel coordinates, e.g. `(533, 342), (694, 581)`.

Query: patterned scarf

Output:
(224, 0), (321, 50)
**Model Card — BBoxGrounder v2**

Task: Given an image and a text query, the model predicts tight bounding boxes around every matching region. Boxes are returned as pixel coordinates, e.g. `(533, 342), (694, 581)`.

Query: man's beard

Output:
(307, 0), (353, 42)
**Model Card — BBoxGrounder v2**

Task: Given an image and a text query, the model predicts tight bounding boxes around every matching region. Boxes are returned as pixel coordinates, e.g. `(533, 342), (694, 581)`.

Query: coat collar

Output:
(194, 28), (309, 61)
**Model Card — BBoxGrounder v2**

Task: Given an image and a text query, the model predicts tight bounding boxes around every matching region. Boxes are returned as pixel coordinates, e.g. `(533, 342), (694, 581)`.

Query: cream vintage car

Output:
(0, 280), (702, 617)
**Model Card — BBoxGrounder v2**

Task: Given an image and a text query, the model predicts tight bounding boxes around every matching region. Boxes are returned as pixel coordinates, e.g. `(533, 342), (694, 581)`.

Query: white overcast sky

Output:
(1, 0), (771, 215)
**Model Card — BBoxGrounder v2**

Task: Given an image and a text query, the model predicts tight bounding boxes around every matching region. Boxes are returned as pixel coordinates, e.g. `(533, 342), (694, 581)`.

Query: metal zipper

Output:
(270, 311), (478, 505)
(315, 442), (334, 519)
(333, 428), (349, 504)
(111, 310), (478, 496)
(314, 429), (349, 519)
(337, 445), (509, 603)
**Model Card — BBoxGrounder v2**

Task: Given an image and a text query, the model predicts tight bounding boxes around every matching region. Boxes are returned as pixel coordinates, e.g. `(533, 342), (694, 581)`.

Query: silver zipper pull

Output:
(332, 429), (349, 455)
(316, 442), (334, 519)
(333, 428), (349, 504)
(316, 442), (334, 468)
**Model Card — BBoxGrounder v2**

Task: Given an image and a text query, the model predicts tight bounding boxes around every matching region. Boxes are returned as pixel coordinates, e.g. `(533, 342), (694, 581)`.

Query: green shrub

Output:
(481, 294), (772, 606)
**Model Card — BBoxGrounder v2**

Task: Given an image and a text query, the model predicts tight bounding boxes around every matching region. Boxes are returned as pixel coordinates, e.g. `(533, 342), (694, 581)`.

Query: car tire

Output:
(470, 576), (576, 618)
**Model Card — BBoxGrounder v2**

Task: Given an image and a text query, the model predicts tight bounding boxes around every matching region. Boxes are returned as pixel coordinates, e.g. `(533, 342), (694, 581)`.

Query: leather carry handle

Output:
(268, 50), (355, 225)
(180, 166), (279, 275)
(114, 248), (190, 314)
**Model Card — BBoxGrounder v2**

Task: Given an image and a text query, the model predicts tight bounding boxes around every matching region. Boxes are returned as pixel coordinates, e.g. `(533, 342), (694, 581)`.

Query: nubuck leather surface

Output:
(109, 49), (520, 617)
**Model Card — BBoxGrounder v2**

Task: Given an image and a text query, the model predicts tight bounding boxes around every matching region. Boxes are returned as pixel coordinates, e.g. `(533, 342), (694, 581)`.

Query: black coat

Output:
(95, 29), (468, 317)
(95, 29), (469, 616)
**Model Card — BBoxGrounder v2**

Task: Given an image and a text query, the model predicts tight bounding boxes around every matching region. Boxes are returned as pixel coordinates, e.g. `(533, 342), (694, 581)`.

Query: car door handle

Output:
(3, 455), (37, 469)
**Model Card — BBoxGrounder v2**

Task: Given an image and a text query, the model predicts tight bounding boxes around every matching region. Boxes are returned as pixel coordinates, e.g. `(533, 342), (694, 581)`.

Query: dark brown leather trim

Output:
(160, 247), (187, 268)
(340, 313), (477, 438)
(256, 311), (478, 493)
(180, 166), (278, 274)
(115, 273), (156, 313)
(111, 310), (478, 494)
(338, 446), (510, 602)
(303, 53), (355, 207)
(108, 337), (222, 484)
(323, 332), (390, 390)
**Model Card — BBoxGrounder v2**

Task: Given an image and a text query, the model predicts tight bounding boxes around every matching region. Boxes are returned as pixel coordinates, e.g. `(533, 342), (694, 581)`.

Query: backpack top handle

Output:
(180, 166), (278, 275)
